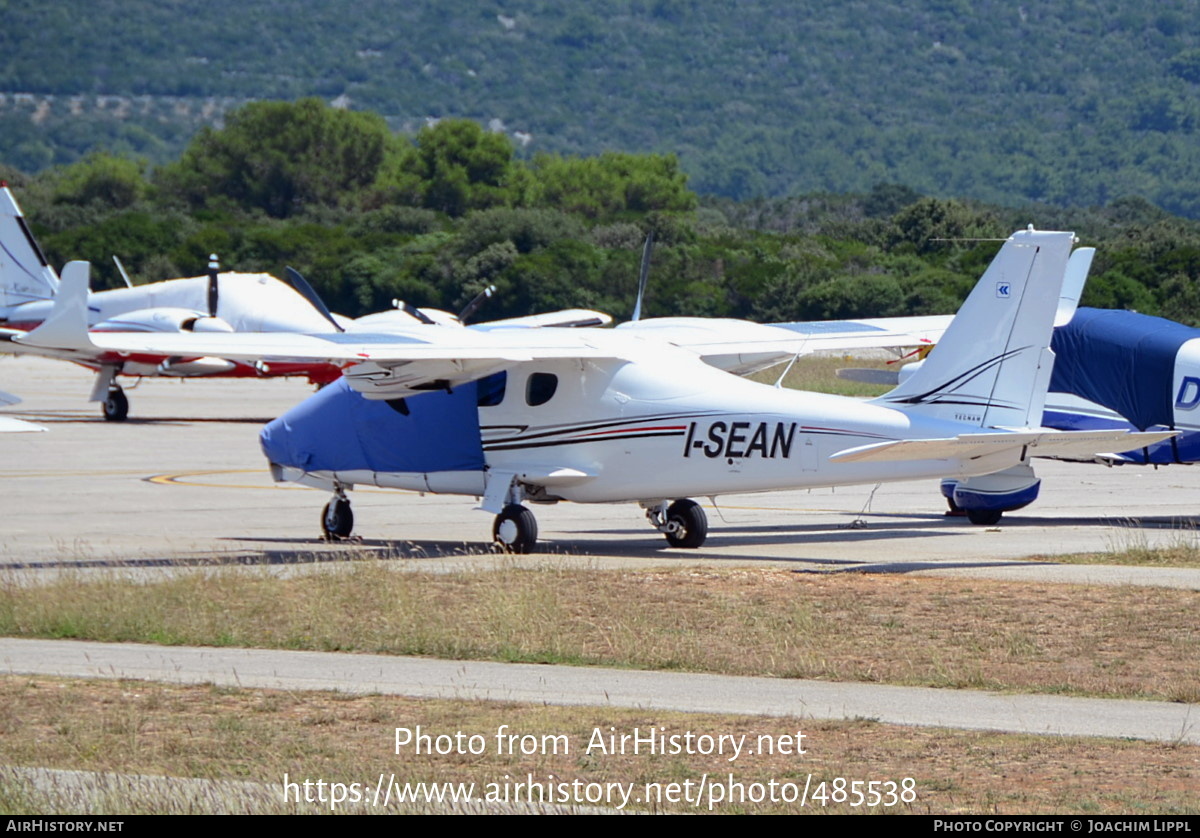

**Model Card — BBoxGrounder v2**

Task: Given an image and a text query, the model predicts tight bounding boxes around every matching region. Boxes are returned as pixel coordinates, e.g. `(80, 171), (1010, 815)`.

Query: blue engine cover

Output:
(260, 378), (485, 473)
(1050, 307), (1197, 431)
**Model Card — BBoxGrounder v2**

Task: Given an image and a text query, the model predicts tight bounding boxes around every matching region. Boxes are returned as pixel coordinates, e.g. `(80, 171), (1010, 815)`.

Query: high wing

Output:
(16, 262), (622, 399)
(616, 245), (1095, 375)
(616, 313), (952, 374)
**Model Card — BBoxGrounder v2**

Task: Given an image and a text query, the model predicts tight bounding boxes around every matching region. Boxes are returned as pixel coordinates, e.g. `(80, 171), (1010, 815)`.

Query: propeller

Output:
(458, 284), (496, 324)
(631, 232), (654, 322)
(284, 266), (345, 332)
(207, 254), (220, 317)
(112, 255), (134, 288)
(396, 300), (437, 325)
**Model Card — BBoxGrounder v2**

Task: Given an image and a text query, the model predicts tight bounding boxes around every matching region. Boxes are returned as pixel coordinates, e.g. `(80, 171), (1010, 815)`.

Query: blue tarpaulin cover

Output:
(260, 377), (485, 473)
(1050, 307), (1197, 431)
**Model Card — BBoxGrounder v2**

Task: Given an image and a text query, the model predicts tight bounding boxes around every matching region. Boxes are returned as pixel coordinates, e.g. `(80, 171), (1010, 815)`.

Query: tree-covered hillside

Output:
(10, 100), (1200, 331)
(3, 2), (1200, 214)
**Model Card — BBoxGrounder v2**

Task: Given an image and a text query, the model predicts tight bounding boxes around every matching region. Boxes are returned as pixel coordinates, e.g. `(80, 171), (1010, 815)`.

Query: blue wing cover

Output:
(1050, 307), (1196, 431)
(260, 378), (484, 473)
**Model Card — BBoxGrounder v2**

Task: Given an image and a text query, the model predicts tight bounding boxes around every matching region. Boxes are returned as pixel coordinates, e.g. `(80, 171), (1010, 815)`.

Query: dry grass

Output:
(1035, 527), (1200, 569)
(748, 354), (896, 397)
(1, 566), (1196, 701)
(0, 676), (1195, 815)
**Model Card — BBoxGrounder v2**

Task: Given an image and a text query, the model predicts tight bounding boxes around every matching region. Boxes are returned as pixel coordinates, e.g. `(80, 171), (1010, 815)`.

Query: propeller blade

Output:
(284, 267), (345, 332)
(112, 255), (134, 288)
(458, 284), (496, 324)
(631, 232), (654, 322)
(207, 254), (219, 318)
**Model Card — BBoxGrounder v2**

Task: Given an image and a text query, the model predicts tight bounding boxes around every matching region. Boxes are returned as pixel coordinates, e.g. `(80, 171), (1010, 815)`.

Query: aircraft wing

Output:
(616, 246), (1095, 375)
(15, 262), (622, 398)
(617, 314), (950, 374)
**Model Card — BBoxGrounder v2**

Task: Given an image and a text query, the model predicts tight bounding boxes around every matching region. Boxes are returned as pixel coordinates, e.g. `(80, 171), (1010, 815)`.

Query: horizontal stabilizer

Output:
(830, 428), (1179, 464)
(1055, 247), (1094, 327)
(14, 261), (94, 351)
(0, 416), (45, 433)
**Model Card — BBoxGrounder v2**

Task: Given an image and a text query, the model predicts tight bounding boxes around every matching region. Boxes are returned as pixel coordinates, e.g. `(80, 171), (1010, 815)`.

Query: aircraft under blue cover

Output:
(940, 306), (1200, 522)
(1045, 307), (1200, 465)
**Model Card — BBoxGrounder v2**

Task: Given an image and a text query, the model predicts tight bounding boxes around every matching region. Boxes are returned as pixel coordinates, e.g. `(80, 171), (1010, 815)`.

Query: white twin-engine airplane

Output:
(0, 187), (350, 420)
(14, 228), (1175, 551)
(0, 185), (614, 421)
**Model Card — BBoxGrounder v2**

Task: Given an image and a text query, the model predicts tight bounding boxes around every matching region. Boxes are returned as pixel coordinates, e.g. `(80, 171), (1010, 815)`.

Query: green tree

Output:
(158, 98), (400, 218)
(50, 153), (148, 209)
(394, 119), (519, 217)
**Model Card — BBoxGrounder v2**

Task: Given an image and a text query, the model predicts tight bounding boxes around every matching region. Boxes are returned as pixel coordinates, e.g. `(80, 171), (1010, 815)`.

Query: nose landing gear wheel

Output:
(102, 386), (128, 421)
(321, 497), (354, 539)
(493, 504), (537, 553)
(664, 499), (707, 548)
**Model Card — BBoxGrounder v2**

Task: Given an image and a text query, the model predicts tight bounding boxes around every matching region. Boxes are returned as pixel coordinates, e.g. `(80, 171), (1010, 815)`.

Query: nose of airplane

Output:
(260, 378), (485, 473)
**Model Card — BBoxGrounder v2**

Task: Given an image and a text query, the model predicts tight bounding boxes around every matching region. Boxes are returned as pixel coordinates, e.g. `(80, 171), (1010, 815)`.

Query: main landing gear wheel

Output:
(965, 508), (1003, 526)
(665, 499), (707, 548)
(493, 504), (537, 553)
(102, 386), (128, 422)
(321, 497), (354, 539)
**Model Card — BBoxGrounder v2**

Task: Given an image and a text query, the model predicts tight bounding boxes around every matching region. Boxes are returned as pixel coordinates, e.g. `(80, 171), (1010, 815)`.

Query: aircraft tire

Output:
(321, 498), (354, 539)
(102, 387), (129, 422)
(965, 508), (1003, 526)
(494, 504), (537, 553)
(665, 499), (707, 548)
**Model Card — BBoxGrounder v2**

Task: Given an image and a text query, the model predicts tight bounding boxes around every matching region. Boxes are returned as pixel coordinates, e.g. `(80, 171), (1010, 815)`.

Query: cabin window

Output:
(525, 372), (558, 406)
(477, 371), (507, 407)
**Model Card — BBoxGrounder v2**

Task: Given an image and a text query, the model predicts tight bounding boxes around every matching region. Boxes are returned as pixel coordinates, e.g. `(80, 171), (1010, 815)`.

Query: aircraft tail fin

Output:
(17, 261), (94, 351)
(0, 186), (59, 313)
(873, 229), (1075, 430)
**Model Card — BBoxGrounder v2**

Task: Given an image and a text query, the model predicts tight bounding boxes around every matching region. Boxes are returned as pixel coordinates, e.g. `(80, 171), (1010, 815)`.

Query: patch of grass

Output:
(1035, 527), (1200, 569)
(748, 354), (897, 398)
(0, 566), (1195, 701)
(1, 676), (1196, 815)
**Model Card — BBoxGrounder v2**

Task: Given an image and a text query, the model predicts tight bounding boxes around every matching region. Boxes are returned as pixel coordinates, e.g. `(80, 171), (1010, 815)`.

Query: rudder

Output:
(874, 229), (1075, 430)
(0, 186), (59, 313)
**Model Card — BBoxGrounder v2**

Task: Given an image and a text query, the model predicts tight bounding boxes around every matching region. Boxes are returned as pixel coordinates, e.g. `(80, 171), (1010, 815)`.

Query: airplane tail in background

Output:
(0, 186), (59, 313)
(874, 229), (1075, 430)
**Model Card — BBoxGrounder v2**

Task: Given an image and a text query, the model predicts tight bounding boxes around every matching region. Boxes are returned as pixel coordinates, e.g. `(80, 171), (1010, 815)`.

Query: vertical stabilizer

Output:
(874, 229), (1075, 429)
(0, 186), (59, 312)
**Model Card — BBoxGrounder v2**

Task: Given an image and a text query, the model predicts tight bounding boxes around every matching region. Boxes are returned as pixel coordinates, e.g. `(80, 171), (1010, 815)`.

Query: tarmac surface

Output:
(3, 355), (1200, 587)
(0, 355), (1198, 796)
(2, 638), (1196, 744)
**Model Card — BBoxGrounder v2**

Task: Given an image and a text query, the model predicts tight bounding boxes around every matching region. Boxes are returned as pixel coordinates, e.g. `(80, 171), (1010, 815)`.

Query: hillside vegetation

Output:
(3, 2), (1200, 214)
(7, 100), (1200, 328)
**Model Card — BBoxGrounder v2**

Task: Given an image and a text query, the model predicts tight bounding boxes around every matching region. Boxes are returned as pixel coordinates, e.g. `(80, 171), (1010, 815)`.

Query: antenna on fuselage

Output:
(631, 231), (654, 322)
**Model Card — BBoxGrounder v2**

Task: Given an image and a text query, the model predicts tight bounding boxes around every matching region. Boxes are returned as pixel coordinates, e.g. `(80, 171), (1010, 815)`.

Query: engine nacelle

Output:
(90, 307), (235, 334)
